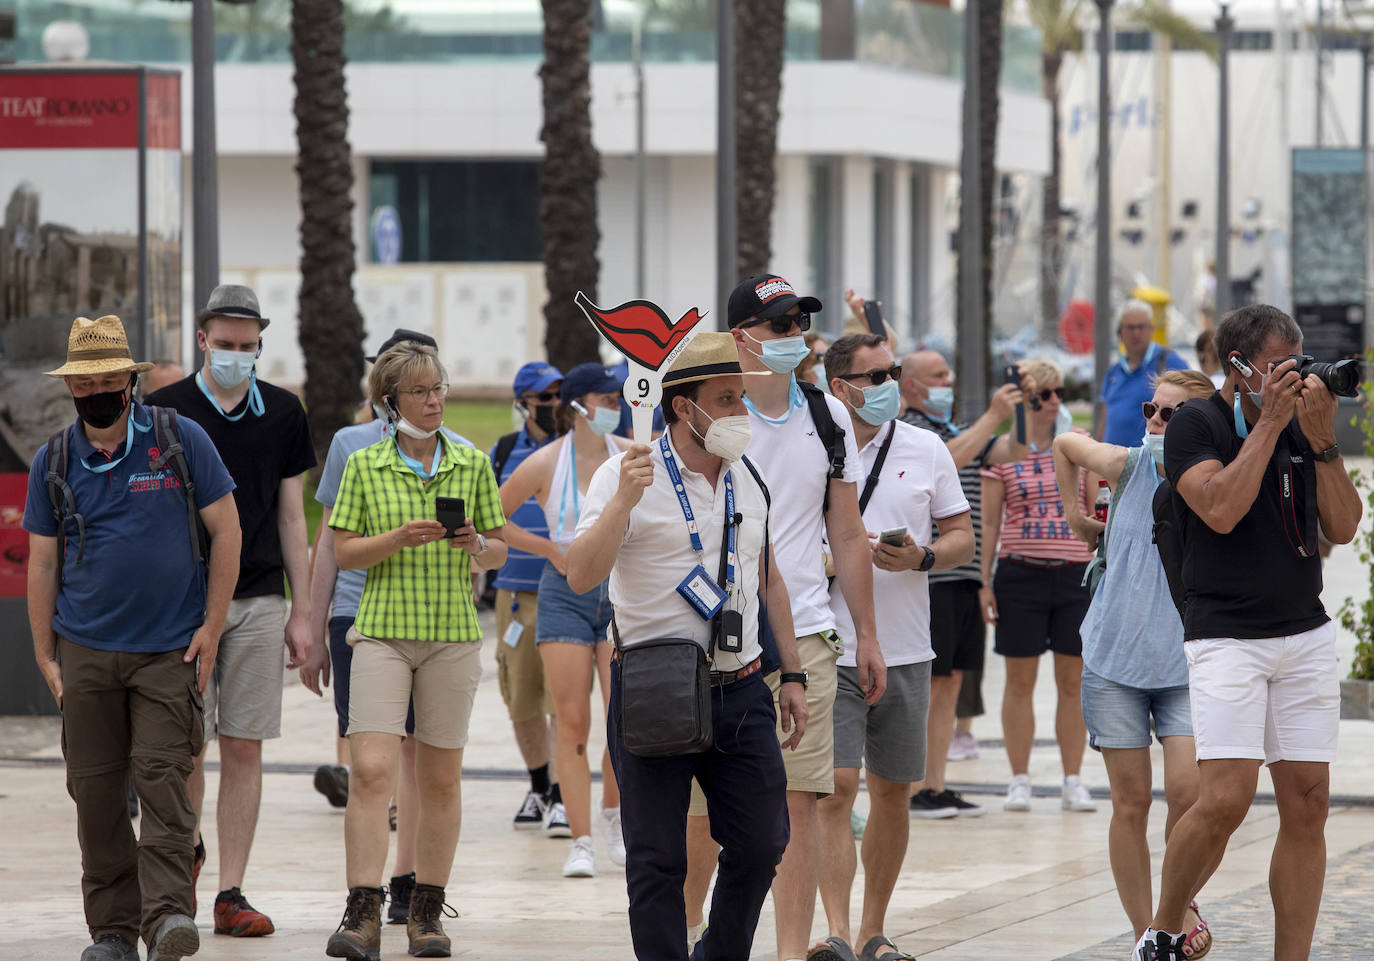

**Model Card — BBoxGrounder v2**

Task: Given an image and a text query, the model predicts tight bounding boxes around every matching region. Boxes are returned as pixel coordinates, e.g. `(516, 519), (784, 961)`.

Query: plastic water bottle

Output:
(1093, 480), (1111, 523)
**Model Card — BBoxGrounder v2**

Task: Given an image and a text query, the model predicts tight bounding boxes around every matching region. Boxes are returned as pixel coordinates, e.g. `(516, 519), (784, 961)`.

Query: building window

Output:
(368, 160), (542, 262)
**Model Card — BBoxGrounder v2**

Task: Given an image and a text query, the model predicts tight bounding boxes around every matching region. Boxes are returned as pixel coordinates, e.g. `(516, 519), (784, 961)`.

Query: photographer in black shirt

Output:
(1136, 305), (1361, 961)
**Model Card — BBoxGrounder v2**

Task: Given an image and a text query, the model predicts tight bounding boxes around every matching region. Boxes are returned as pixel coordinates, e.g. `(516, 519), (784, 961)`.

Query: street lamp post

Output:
(1215, 3), (1232, 317)
(956, 0), (985, 419)
(716, 0), (737, 324)
(1093, 0), (1113, 433)
(191, 0), (219, 343)
(633, 4), (646, 298)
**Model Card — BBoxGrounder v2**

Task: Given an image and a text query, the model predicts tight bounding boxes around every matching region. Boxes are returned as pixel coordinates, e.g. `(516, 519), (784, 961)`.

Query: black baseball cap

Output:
(366, 328), (437, 362)
(727, 274), (823, 329)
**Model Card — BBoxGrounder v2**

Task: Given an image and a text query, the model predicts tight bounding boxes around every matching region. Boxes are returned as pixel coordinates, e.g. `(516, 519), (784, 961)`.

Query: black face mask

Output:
(531, 404), (557, 435)
(72, 380), (132, 429)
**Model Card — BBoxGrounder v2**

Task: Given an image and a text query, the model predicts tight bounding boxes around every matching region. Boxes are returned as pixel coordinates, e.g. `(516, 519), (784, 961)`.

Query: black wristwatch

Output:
(779, 671), (808, 690)
(917, 545), (937, 572)
(1313, 443), (1341, 463)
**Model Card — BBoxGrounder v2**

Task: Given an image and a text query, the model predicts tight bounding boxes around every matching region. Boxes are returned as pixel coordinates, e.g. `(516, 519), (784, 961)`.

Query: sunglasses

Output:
(522, 390), (560, 404)
(1141, 401), (1179, 422)
(741, 311), (812, 336)
(838, 365), (903, 387)
(1035, 386), (1066, 402)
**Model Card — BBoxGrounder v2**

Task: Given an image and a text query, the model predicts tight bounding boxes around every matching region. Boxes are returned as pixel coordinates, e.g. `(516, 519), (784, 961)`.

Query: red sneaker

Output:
(190, 838), (205, 917)
(212, 888), (275, 937)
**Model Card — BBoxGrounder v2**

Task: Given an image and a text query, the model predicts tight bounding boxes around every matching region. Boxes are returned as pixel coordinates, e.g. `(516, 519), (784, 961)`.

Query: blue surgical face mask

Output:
(1142, 431), (1165, 468)
(850, 379), (901, 426)
(208, 348), (257, 389)
(926, 385), (955, 419)
(744, 330), (811, 374)
(583, 404), (621, 435)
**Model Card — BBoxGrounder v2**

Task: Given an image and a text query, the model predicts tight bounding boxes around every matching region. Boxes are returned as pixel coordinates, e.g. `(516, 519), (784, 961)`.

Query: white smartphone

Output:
(878, 526), (907, 547)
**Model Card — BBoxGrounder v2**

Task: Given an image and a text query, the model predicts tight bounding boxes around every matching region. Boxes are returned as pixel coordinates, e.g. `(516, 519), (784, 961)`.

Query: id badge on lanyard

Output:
(661, 435), (741, 651)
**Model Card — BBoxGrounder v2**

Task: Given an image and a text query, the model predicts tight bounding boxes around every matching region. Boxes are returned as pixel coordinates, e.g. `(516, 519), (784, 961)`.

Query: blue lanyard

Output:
(743, 374), (805, 426)
(80, 407), (152, 475)
(196, 370), (265, 421)
(925, 411), (962, 436)
(396, 434), (441, 478)
(659, 434), (736, 588)
(1119, 342), (1160, 376)
(557, 436), (580, 543)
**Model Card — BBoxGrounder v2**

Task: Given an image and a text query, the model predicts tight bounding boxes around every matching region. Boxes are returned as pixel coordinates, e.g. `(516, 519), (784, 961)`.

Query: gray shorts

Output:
(833, 660), (931, 783)
(202, 594), (287, 742)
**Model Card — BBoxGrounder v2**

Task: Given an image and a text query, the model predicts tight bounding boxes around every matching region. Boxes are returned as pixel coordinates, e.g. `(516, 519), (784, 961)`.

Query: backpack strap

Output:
(490, 430), (521, 482)
(796, 379), (846, 514)
(44, 424), (84, 578)
(147, 406), (209, 564)
(1082, 447), (1143, 593)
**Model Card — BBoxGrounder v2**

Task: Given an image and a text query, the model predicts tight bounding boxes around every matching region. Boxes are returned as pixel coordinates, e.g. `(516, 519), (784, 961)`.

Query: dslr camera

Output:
(1285, 354), (1361, 397)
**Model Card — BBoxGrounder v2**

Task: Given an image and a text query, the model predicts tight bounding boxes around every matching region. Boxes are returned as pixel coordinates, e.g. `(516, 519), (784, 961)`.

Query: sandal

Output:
(806, 936), (858, 961)
(858, 934), (916, 961)
(1183, 899), (1213, 960)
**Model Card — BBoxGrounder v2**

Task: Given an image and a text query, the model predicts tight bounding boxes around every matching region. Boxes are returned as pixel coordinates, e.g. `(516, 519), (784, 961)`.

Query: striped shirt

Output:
(899, 408), (989, 584)
(330, 433), (505, 642)
(980, 433), (1095, 564)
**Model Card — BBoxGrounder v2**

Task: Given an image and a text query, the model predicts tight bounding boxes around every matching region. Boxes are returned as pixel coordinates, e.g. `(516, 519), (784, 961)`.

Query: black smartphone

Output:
(862, 300), (887, 339)
(436, 496), (466, 539)
(1003, 364), (1026, 444)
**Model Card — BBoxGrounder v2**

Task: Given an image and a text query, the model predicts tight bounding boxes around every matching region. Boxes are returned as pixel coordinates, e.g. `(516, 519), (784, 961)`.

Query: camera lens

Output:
(1324, 359), (1362, 397)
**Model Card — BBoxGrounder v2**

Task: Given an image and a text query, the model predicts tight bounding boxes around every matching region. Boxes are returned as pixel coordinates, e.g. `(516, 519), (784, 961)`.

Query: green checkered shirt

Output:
(329, 433), (505, 642)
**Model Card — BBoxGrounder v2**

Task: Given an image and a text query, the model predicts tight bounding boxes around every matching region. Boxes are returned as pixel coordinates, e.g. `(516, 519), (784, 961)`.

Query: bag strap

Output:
(148, 406), (208, 565)
(490, 431), (520, 481)
(1083, 447), (1142, 589)
(44, 424), (83, 577)
(858, 421), (897, 514)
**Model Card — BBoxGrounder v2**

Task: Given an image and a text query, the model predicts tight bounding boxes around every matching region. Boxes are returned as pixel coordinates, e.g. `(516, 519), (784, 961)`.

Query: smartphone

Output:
(862, 300), (887, 339)
(436, 496), (466, 539)
(1003, 364), (1027, 444)
(879, 526), (907, 547)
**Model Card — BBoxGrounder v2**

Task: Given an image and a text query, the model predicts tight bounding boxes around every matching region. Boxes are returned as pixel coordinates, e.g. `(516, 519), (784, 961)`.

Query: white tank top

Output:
(542, 432), (619, 547)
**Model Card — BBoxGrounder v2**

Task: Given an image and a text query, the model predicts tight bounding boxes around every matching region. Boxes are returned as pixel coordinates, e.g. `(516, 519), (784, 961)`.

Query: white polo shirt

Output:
(831, 419), (969, 668)
(576, 430), (769, 673)
(744, 387), (863, 637)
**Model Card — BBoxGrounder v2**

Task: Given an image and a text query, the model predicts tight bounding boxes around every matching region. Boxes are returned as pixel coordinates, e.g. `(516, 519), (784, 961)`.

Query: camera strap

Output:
(1273, 427), (1317, 558)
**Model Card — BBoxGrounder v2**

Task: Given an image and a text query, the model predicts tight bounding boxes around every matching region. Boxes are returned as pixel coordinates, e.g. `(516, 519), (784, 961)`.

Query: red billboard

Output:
(0, 71), (141, 149)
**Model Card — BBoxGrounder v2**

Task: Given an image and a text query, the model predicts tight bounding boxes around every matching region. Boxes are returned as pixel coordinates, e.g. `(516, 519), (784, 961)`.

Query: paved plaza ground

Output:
(4, 537), (1373, 960)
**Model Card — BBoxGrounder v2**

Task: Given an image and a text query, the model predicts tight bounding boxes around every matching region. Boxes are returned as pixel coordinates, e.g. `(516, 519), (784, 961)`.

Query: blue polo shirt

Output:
(489, 426), (555, 592)
(315, 419), (471, 620)
(23, 404), (236, 654)
(1099, 344), (1188, 446)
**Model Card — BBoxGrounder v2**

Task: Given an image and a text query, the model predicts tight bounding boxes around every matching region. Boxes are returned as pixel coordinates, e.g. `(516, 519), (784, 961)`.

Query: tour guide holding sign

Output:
(566, 332), (808, 961)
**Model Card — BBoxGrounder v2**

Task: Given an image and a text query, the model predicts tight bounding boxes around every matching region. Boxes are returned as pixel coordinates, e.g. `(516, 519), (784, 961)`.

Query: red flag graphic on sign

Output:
(574, 292), (704, 370)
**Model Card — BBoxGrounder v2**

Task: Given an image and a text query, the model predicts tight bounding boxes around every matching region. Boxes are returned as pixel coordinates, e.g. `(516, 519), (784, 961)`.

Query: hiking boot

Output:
(80, 933), (138, 961)
(147, 914), (199, 961)
(326, 886), (384, 961)
(190, 837), (205, 917)
(213, 887), (274, 937)
(513, 788), (548, 829)
(407, 883), (458, 957)
(387, 871), (415, 924)
(909, 788), (958, 819)
(314, 764), (350, 808)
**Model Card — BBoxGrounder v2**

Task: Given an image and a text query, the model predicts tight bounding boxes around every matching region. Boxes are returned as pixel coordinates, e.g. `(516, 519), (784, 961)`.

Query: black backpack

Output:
(795, 379), (847, 513)
(478, 430), (523, 608)
(45, 405), (207, 579)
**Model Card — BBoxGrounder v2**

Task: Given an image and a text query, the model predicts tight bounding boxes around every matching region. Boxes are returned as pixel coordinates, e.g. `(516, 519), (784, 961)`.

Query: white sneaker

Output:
(1003, 774), (1031, 811)
(947, 729), (980, 761)
(1062, 775), (1098, 812)
(599, 806), (626, 866)
(686, 920), (706, 952)
(543, 800), (572, 838)
(562, 835), (596, 878)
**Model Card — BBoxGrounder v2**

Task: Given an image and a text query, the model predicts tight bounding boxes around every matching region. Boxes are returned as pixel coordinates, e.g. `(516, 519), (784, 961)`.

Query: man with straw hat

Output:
(566, 331), (808, 961)
(24, 314), (241, 961)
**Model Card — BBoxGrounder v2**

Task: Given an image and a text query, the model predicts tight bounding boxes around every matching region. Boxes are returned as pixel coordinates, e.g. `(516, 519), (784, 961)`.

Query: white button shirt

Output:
(575, 429), (769, 673)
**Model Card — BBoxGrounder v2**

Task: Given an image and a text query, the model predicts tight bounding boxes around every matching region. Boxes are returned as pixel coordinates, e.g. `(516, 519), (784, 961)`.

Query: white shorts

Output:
(1185, 621), (1340, 765)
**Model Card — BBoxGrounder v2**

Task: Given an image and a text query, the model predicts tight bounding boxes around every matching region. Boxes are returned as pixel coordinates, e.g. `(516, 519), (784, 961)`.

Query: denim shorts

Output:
(1080, 664), (1192, 750)
(535, 564), (612, 646)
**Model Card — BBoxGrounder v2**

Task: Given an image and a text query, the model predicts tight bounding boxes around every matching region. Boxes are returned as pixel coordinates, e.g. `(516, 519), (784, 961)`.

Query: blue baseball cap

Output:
(560, 362), (624, 403)
(512, 362), (563, 398)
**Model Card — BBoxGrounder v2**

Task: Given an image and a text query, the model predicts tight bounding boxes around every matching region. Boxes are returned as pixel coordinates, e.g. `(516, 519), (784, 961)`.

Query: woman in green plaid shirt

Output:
(325, 342), (507, 960)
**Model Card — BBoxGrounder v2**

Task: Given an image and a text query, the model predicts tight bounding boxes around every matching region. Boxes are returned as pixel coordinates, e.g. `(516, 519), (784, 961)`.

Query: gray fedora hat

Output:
(201, 283), (270, 329)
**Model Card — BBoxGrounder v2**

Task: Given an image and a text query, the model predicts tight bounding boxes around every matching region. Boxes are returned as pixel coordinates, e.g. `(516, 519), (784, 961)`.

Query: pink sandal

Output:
(1183, 899), (1213, 960)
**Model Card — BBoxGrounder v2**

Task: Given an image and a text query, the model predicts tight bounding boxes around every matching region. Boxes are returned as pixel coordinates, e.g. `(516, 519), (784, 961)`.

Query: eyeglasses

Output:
(522, 390), (559, 404)
(397, 383), (449, 401)
(1036, 386), (1066, 402)
(1141, 401), (1179, 422)
(741, 311), (811, 335)
(838, 365), (902, 387)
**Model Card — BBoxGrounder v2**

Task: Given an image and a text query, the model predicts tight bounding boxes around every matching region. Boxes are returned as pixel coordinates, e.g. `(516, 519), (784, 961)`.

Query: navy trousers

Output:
(608, 662), (790, 961)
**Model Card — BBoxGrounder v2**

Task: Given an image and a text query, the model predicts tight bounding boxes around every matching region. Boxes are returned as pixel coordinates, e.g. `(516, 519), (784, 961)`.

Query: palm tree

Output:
(734, 0), (787, 278)
(291, 0), (367, 473)
(540, 0), (604, 373)
(1021, 0), (1215, 341)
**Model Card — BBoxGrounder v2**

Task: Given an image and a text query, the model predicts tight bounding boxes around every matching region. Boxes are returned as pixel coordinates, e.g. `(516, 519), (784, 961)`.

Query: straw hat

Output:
(662, 331), (769, 388)
(45, 315), (155, 378)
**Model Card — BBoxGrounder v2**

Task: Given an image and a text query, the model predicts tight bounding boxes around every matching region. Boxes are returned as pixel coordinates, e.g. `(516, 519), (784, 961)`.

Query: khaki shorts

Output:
(203, 595), (287, 742)
(494, 589), (553, 722)
(689, 631), (840, 814)
(346, 627), (483, 750)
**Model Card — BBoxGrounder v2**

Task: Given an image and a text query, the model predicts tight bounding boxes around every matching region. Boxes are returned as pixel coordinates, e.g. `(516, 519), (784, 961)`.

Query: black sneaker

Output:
(314, 764), (349, 808)
(1134, 929), (1186, 961)
(935, 788), (986, 818)
(387, 872), (415, 925)
(908, 788), (958, 819)
(513, 789), (548, 829)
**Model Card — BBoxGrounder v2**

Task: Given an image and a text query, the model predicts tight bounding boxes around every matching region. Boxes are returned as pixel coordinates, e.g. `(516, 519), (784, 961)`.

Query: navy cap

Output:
(512, 362), (564, 398)
(727, 274), (823, 329)
(366, 328), (437, 362)
(560, 362), (624, 403)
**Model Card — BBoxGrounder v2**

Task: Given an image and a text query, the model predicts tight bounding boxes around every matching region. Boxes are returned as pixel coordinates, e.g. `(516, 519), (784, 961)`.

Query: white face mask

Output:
(690, 401), (753, 461)
(394, 416), (439, 440)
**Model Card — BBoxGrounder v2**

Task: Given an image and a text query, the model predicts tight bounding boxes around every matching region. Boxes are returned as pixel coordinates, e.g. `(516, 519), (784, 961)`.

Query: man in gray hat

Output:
(146, 284), (317, 938)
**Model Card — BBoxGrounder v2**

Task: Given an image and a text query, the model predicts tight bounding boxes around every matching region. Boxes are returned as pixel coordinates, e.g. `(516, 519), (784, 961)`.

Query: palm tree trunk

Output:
(291, 0), (366, 475)
(540, 0), (603, 373)
(978, 0), (1003, 371)
(1040, 49), (1064, 343)
(734, 0), (787, 278)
